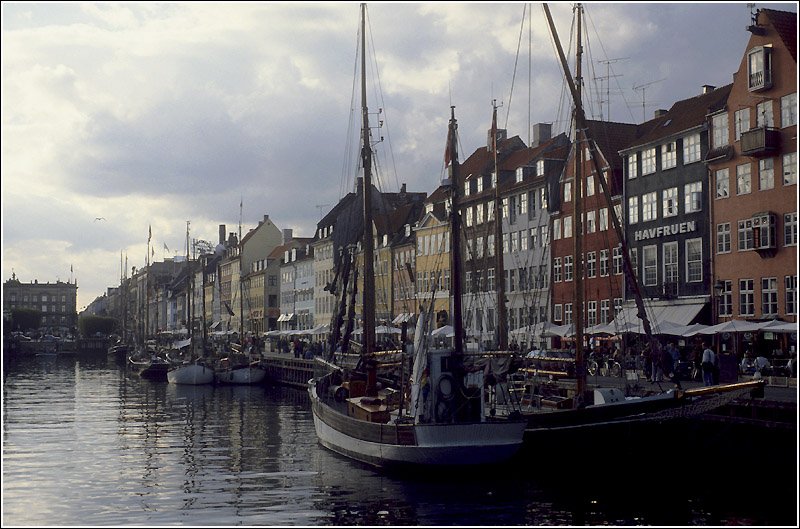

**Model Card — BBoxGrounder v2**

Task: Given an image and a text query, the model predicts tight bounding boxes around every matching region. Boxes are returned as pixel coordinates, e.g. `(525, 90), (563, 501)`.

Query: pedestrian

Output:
(701, 342), (716, 386)
(650, 341), (664, 383)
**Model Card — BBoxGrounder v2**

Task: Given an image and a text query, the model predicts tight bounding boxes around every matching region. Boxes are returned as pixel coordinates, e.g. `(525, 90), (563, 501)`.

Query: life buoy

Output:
(437, 374), (455, 401)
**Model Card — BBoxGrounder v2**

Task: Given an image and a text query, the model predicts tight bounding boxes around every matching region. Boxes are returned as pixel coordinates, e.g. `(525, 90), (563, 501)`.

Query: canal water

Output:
(2, 353), (795, 526)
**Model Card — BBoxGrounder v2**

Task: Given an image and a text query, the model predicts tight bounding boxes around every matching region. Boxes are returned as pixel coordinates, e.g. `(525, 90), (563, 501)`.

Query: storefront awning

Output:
(611, 302), (706, 330)
(392, 313), (413, 324)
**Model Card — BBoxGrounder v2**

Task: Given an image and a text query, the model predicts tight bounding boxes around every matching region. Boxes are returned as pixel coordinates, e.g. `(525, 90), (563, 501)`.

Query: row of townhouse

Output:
(100, 8), (795, 351)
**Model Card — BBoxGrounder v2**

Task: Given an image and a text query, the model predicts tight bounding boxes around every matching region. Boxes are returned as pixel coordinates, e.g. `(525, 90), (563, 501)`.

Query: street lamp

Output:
(713, 280), (725, 325)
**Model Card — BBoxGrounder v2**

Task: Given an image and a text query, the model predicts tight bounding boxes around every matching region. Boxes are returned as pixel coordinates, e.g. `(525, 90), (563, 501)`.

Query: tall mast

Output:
(238, 198), (244, 337)
(186, 221), (193, 354)
(572, 4), (586, 399)
(448, 106), (464, 356)
(491, 101), (508, 350)
(543, 2), (659, 368)
(360, 3), (376, 388)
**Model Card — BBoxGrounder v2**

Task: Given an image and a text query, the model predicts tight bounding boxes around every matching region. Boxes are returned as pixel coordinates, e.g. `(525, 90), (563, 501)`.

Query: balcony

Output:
(740, 127), (780, 157)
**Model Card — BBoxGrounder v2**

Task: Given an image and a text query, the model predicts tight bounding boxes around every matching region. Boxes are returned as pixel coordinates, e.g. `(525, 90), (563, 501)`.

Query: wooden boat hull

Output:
(215, 364), (267, 385)
(309, 379), (526, 468)
(167, 363), (214, 385)
(129, 357), (170, 381)
(522, 380), (765, 434)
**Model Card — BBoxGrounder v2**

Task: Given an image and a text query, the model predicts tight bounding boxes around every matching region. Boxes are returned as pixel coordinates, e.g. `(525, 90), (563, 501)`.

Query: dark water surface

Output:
(2, 353), (796, 526)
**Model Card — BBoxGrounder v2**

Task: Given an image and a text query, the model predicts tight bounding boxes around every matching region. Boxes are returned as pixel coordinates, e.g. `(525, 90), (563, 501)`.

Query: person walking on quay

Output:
(701, 342), (716, 386)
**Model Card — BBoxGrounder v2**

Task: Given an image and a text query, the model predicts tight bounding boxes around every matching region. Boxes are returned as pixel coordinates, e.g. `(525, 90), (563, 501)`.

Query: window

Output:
(783, 152), (797, 185)
(686, 238), (702, 283)
(554, 304), (563, 322)
(661, 141), (677, 169)
(762, 277), (778, 316)
(564, 303), (573, 325)
(738, 220), (755, 251)
(587, 301), (597, 327)
(553, 218), (561, 240)
(758, 158), (774, 190)
(600, 249), (609, 277)
(781, 93), (797, 127)
(627, 153), (638, 179)
(518, 192), (527, 216)
(586, 174), (595, 196)
(516, 166), (524, 183)
(613, 246), (623, 275)
(643, 245), (658, 286)
(712, 113), (729, 148)
(540, 188), (548, 210)
(564, 255), (573, 281)
(642, 147), (656, 175)
(600, 299), (610, 324)
(664, 241), (678, 287)
(563, 181), (572, 203)
(683, 133), (701, 164)
(719, 280), (733, 317)
(756, 100), (774, 128)
(553, 257), (562, 282)
(464, 181), (470, 197)
(529, 228), (537, 250)
(786, 275), (797, 315)
(465, 206), (473, 227)
(502, 233), (509, 254)
(563, 215), (572, 239)
(747, 46), (772, 91)
(501, 198), (509, 219)
(491, 172), (497, 188)
(630, 248), (638, 278)
(477, 176), (484, 193)
(628, 196), (639, 224)
(487, 200), (495, 221)
(541, 226), (548, 244)
(510, 231), (519, 253)
(536, 159), (545, 176)
(736, 163), (752, 195)
(614, 298), (623, 317)
(520, 230), (528, 251)
(642, 192), (657, 222)
(476, 236), (484, 258)
(739, 279), (755, 316)
(734, 108), (750, 141)
(599, 208), (608, 231)
(663, 187), (678, 217)
(717, 223), (731, 253)
(586, 210), (596, 233)
(785, 212), (798, 246)
(487, 268), (495, 291)
(684, 182), (702, 213)
(586, 251), (596, 278)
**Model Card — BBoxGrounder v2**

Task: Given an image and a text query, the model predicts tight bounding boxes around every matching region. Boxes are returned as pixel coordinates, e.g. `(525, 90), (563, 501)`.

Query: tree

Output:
(8, 308), (42, 332)
(78, 315), (118, 338)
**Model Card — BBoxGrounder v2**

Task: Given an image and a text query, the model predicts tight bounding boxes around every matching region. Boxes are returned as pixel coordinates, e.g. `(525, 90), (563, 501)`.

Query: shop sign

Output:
(634, 221), (697, 241)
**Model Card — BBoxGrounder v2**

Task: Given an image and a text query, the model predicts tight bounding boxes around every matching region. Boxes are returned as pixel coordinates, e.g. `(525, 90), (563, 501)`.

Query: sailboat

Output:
(512, 4), (765, 435)
(308, 4), (527, 469)
(167, 222), (214, 385)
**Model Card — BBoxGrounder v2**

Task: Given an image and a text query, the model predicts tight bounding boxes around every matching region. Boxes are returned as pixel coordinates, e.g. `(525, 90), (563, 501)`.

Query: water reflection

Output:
(2, 352), (795, 526)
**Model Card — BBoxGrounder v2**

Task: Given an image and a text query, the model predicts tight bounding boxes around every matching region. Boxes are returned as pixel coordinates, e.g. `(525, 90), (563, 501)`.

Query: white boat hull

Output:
(215, 365), (266, 385)
(167, 363), (214, 385)
(309, 380), (526, 468)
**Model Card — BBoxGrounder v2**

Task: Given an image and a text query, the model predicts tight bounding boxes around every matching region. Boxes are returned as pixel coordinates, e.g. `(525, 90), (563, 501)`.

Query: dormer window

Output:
(747, 45), (772, 91)
(516, 166), (524, 183)
(464, 181), (470, 197)
(491, 172), (497, 188)
(477, 175), (484, 193)
(536, 159), (545, 177)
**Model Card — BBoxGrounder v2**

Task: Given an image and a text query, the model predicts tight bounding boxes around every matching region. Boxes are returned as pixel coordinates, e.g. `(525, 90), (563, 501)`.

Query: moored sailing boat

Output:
(513, 4), (765, 434)
(308, 4), (526, 469)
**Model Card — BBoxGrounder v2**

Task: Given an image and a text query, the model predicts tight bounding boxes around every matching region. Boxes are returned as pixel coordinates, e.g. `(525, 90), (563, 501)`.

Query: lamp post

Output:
(713, 279), (725, 354)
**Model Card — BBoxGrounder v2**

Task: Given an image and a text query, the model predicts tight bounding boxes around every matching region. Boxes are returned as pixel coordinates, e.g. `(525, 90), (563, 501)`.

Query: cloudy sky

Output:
(2, 2), (796, 311)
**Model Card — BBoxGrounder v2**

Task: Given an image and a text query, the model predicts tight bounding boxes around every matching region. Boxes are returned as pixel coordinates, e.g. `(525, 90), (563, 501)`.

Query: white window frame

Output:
(663, 187), (678, 217)
(661, 141), (677, 169)
(642, 147), (656, 175)
(759, 158), (774, 190)
(643, 245), (658, 286)
(664, 241), (679, 287)
(715, 168), (730, 199)
(736, 163), (752, 195)
(600, 249), (609, 277)
(785, 212), (798, 246)
(563, 215), (572, 239)
(756, 100), (774, 128)
(761, 277), (778, 316)
(712, 112), (729, 148)
(783, 152), (797, 186)
(684, 181), (703, 213)
(683, 133), (701, 164)
(686, 238), (702, 283)
(717, 222), (731, 254)
(627, 153), (638, 179)
(785, 275), (797, 315)
(642, 191), (657, 222)
(628, 196), (639, 224)
(781, 93), (797, 128)
(734, 108), (750, 141)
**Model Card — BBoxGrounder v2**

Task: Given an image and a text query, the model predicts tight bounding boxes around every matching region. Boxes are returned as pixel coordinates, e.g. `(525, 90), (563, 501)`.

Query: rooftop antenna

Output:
(595, 57), (628, 122)
(633, 78), (665, 122)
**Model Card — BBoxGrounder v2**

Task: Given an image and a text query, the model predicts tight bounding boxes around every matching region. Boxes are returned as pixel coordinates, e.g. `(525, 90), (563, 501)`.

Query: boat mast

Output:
(573, 4), (586, 400)
(238, 199), (244, 338)
(360, 3), (377, 394)
(491, 101), (508, 350)
(448, 106), (464, 356)
(543, 2), (659, 363)
(186, 220), (193, 354)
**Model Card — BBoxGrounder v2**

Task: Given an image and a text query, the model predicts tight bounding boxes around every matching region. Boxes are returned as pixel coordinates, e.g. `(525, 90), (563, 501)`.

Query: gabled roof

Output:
(583, 120), (640, 169)
(622, 85), (733, 151)
(762, 9), (797, 62)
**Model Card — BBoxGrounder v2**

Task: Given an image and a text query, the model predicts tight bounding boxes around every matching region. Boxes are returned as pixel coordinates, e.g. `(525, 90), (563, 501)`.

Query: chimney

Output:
(282, 229), (293, 245)
(702, 84), (716, 94)
(531, 123), (552, 147)
(263, 214), (269, 225)
(654, 109), (668, 118)
(219, 225), (226, 245)
(400, 183), (406, 194)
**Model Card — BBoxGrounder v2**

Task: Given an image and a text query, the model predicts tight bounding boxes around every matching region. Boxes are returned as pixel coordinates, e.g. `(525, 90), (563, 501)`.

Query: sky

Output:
(2, 2), (797, 311)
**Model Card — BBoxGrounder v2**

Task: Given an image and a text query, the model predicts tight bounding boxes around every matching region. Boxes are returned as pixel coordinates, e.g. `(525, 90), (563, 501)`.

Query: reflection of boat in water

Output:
(309, 5), (526, 470)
